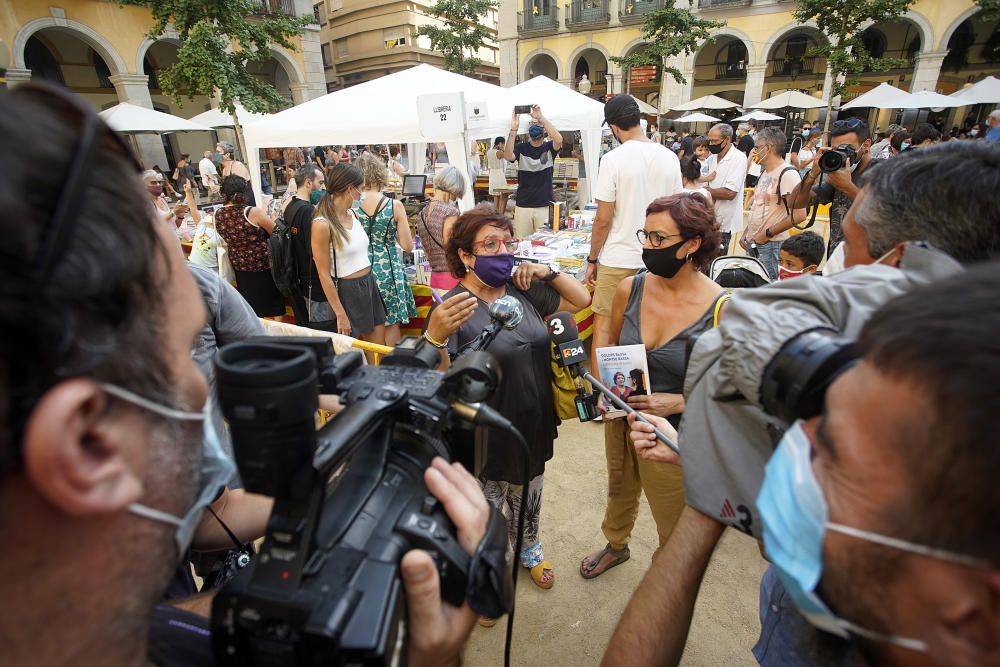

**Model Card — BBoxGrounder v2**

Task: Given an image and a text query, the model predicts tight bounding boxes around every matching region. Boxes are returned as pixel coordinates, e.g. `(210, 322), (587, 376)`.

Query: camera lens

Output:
(819, 150), (845, 173)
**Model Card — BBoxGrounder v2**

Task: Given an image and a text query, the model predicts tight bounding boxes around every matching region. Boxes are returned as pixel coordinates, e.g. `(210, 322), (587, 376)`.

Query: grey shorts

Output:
(305, 272), (386, 336)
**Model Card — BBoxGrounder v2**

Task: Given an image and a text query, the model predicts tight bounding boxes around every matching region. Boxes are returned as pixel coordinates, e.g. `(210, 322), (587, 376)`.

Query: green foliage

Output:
(417, 0), (498, 76)
(119, 0), (311, 114)
(976, 0), (1000, 24)
(793, 0), (914, 100)
(610, 1), (725, 85)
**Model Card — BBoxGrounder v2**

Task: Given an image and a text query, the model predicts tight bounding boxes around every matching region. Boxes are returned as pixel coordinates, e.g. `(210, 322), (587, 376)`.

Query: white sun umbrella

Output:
(674, 112), (721, 123)
(734, 110), (784, 122)
(189, 104), (270, 128)
(903, 90), (965, 109)
(751, 89), (828, 110)
(840, 82), (916, 110)
(949, 76), (1000, 105)
(671, 94), (740, 112)
(98, 102), (213, 133)
(635, 98), (659, 115)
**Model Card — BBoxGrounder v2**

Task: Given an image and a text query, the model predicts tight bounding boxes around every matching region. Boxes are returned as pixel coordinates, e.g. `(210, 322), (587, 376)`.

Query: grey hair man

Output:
(199, 150), (219, 192)
(871, 123), (905, 159)
(986, 108), (1000, 141)
(741, 126), (808, 279)
(704, 122), (747, 252)
(604, 139), (1000, 667)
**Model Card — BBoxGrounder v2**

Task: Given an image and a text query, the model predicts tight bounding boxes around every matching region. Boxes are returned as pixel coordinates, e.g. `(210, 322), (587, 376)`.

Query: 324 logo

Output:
(720, 498), (753, 535)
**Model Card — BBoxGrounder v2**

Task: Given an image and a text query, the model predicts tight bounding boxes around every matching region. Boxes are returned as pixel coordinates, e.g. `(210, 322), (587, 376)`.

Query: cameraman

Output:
(602, 141), (1000, 667)
(0, 83), (486, 667)
(611, 263), (1000, 667)
(787, 118), (876, 260)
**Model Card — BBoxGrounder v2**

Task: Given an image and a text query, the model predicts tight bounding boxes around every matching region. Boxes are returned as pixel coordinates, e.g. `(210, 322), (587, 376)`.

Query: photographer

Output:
(0, 83), (487, 667)
(787, 118), (876, 259)
(603, 141), (1000, 666)
(610, 262), (1000, 667)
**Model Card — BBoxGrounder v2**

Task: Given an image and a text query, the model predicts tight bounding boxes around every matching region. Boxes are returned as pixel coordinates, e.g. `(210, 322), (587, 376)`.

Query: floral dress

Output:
(356, 196), (416, 326)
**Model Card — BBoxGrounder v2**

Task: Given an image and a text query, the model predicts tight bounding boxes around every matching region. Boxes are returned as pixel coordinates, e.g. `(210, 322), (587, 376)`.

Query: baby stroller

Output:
(710, 255), (771, 289)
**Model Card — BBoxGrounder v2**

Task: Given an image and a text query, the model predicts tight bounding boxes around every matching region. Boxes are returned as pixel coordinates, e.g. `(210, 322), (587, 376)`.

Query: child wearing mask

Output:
(778, 231), (824, 280)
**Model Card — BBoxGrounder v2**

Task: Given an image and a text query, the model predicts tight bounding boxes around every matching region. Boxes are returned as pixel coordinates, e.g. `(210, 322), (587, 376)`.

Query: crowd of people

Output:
(3, 77), (998, 667)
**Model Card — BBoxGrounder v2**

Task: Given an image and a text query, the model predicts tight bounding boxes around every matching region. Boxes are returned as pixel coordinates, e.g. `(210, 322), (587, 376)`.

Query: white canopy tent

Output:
(244, 65), (509, 210)
(189, 104), (270, 128)
(671, 94), (740, 112)
(905, 90), (964, 109)
(949, 76), (1000, 105)
(99, 102), (213, 134)
(751, 89), (827, 110)
(503, 76), (606, 201)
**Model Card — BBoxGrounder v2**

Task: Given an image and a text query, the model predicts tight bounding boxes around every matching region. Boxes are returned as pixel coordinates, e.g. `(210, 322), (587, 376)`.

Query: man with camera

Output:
(504, 104), (563, 239)
(0, 84), (488, 667)
(788, 117), (876, 260)
(601, 141), (1000, 667)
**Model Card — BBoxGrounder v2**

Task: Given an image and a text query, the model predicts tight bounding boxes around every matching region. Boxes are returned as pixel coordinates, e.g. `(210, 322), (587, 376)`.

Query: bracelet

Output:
(422, 330), (449, 349)
(541, 268), (561, 283)
(586, 256), (599, 265)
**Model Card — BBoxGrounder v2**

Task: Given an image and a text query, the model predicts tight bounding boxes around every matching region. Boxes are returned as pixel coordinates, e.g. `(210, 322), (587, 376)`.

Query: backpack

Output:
(268, 199), (301, 297)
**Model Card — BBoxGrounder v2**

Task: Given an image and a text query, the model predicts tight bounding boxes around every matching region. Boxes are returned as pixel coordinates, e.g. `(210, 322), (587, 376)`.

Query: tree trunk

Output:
(231, 111), (249, 165)
(823, 98), (834, 134)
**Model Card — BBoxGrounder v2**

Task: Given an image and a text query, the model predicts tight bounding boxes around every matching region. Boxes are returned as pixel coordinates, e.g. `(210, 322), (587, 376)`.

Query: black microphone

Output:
(457, 295), (524, 357)
(545, 312), (680, 454)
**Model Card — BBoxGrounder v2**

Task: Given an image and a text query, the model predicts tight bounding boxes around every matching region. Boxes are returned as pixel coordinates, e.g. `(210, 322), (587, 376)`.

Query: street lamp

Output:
(578, 74), (592, 95)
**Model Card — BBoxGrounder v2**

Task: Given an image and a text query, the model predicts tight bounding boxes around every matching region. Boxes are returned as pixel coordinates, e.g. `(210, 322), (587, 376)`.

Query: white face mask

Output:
(98, 383), (235, 559)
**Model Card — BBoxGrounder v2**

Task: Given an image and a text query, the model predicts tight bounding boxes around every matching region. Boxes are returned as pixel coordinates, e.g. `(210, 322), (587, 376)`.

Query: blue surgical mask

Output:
(900, 142), (910, 151)
(99, 383), (236, 559)
(757, 421), (987, 654)
(802, 129), (811, 137)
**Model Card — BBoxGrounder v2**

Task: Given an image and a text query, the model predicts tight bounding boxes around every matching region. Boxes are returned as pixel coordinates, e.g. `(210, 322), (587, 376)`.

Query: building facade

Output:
(316, 0), (500, 92)
(499, 0), (998, 129)
(1, 0), (328, 167)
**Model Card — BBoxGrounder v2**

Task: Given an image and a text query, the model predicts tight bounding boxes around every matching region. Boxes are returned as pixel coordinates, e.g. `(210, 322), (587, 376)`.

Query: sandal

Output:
(528, 560), (555, 590)
(478, 617), (498, 628)
(579, 543), (630, 580)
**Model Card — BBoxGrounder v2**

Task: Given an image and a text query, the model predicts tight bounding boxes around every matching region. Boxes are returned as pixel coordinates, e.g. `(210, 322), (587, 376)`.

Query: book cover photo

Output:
(594, 343), (650, 419)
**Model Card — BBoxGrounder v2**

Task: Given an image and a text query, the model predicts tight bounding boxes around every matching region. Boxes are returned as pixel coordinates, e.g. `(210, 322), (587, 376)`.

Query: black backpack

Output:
(268, 199), (301, 297)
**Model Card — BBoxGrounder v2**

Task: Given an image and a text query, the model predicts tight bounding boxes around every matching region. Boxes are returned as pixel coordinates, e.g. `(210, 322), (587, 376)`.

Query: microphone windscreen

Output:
(546, 311), (579, 344)
(489, 295), (524, 329)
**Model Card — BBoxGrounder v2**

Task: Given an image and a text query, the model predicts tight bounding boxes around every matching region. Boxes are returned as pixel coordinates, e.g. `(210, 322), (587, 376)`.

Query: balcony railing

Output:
(567, 0), (610, 28)
(767, 56), (826, 78)
(249, 0), (298, 17)
(619, 0), (664, 24)
(697, 0), (751, 8)
(715, 62), (747, 79)
(518, 8), (560, 34)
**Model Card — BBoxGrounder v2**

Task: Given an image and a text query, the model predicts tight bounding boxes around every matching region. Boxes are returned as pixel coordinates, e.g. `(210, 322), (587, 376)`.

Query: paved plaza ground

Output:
(465, 416), (768, 667)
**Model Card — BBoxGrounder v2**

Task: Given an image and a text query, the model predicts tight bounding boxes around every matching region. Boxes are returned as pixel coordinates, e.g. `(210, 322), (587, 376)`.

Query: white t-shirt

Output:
(199, 158), (218, 187)
(593, 140), (683, 269)
(706, 146), (748, 234)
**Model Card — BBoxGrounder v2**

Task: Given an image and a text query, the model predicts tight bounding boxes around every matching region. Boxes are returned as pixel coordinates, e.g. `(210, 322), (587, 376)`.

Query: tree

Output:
(610, 1), (725, 91)
(416, 0), (498, 76)
(975, 0), (1000, 24)
(793, 0), (914, 131)
(120, 0), (311, 157)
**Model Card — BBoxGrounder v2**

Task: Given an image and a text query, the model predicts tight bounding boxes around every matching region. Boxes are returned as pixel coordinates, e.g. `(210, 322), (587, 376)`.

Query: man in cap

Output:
(504, 104), (563, 239)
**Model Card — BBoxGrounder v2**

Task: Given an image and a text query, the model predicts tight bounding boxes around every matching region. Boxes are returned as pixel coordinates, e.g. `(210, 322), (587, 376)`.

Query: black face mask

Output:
(642, 239), (688, 279)
(708, 142), (724, 155)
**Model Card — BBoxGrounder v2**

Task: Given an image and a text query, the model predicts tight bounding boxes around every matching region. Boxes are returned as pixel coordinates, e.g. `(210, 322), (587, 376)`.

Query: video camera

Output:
(210, 336), (514, 666)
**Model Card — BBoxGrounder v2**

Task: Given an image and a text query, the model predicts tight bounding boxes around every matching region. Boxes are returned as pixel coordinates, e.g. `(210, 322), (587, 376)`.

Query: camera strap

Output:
(465, 506), (515, 619)
(777, 166), (818, 232)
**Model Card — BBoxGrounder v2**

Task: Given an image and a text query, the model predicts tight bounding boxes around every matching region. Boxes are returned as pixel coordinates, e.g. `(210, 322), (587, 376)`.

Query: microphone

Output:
(457, 295), (524, 357)
(545, 312), (680, 454)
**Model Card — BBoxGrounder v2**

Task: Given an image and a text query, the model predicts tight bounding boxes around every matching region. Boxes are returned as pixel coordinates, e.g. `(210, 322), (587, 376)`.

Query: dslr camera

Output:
(210, 336), (514, 666)
(818, 143), (858, 173)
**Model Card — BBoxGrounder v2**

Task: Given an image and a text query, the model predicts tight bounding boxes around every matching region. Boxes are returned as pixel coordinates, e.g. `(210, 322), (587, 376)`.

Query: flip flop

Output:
(528, 560), (555, 590)
(478, 617), (498, 628)
(579, 544), (630, 580)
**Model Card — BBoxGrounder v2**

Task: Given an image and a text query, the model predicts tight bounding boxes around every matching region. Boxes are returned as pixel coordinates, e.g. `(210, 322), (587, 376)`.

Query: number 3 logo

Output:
(551, 318), (565, 335)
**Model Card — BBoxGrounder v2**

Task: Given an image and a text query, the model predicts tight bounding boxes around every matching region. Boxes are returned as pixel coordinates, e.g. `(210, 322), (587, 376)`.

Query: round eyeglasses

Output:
(636, 230), (682, 248)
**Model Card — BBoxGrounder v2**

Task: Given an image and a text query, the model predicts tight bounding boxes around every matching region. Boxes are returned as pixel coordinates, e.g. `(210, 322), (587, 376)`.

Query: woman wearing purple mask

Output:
(425, 205), (589, 611)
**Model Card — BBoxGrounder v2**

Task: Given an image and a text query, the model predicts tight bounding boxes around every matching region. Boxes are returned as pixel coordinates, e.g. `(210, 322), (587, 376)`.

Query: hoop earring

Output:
(685, 252), (692, 261)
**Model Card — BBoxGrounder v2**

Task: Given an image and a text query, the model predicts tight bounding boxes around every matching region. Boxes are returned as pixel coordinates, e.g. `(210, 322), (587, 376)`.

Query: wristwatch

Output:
(586, 256), (599, 265)
(541, 268), (561, 283)
(765, 228), (775, 239)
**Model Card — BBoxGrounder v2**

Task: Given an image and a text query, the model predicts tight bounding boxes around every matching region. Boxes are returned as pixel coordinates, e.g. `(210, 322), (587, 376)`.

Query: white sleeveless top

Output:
(320, 209), (371, 277)
(683, 185), (712, 202)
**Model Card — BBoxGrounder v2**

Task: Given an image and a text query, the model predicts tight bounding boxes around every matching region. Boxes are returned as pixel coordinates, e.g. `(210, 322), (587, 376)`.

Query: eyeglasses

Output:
(636, 230), (682, 247)
(15, 83), (142, 285)
(473, 238), (518, 254)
